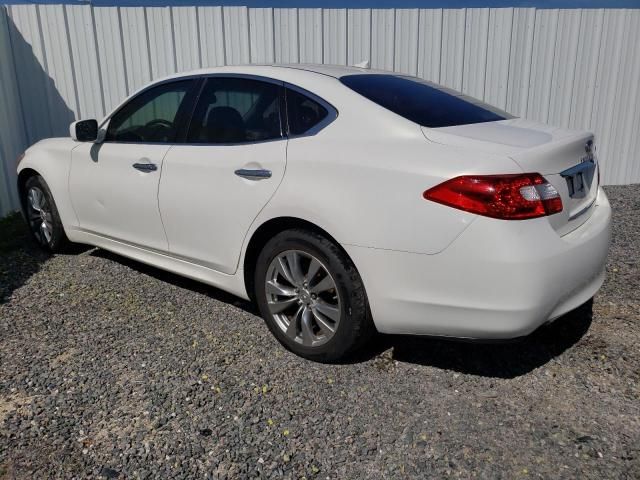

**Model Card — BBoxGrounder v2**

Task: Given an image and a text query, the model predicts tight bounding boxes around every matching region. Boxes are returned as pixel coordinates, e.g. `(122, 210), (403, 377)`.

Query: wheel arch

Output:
(242, 216), (356, 301)
(16, 167), (41, 216)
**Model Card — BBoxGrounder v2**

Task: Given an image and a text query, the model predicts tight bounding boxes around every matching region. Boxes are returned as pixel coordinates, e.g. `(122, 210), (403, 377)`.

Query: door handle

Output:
(133, 163), (158, 172)
(234, 168), (272, 179)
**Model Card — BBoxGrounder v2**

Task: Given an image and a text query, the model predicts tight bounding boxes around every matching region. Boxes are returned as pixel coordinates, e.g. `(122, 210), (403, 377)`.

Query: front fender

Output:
(17, 137), (79, 229)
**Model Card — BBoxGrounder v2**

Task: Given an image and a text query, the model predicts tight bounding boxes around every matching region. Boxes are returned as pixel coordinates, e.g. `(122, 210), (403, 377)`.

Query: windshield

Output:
(340, 74), (513, 128)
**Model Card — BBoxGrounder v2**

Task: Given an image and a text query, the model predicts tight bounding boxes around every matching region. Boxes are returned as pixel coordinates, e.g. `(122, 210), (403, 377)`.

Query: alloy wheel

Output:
(265, 250), (341, 347)
(27, 186), (53, 246)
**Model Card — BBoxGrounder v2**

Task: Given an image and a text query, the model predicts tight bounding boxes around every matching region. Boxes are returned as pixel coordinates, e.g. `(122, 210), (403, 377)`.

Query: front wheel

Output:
(254, 229), (374, 362)
(23, 175), (70, 253)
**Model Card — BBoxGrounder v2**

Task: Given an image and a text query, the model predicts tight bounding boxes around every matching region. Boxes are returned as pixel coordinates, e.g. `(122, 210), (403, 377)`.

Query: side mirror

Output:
(70, 119), (98, 142)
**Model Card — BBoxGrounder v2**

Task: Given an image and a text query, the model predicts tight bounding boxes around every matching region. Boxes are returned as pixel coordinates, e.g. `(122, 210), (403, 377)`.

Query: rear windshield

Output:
(340, 74), (512, 128)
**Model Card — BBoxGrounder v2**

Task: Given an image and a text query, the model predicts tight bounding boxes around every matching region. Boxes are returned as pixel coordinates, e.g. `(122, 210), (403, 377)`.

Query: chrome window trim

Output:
(99, 74), (287, 147)
(97, 73), (338, 146)
(99, 73), (284, 127)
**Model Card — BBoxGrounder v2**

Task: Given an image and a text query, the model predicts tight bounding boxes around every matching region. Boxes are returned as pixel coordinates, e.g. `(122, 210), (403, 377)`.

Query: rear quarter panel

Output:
(251, 121), (523, 255)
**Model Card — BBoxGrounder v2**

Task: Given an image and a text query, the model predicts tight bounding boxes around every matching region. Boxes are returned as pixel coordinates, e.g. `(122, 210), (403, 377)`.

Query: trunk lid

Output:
(422, 119), (599, 235)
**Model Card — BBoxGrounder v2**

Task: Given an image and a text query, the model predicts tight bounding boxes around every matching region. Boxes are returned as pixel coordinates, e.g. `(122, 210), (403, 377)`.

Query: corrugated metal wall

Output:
(1, 5), (639, 216)
(0, 5), (26, 217)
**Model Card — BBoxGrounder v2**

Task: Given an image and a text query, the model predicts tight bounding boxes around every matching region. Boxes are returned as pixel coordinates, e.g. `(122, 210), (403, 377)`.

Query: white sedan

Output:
(16, 64), (611, 362)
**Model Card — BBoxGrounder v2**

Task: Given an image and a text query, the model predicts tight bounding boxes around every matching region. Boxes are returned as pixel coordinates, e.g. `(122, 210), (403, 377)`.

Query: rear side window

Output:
(285, 89), (329, 135)
(340, 74), (511, 128)
(187, 77), (282, 144)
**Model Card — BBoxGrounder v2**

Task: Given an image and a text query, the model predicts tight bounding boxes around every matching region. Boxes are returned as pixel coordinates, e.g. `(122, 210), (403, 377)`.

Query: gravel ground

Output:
(0, 185), (638, 479)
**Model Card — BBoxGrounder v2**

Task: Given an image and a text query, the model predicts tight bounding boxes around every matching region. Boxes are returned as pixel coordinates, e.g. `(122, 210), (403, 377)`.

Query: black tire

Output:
(254, 228), (375, 362)
(22, 175), (70, 253)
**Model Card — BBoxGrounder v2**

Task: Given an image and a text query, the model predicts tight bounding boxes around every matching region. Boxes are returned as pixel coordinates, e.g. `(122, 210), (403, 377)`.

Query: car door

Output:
(69, 79), (199, 251)
(159, 76), (287, 274)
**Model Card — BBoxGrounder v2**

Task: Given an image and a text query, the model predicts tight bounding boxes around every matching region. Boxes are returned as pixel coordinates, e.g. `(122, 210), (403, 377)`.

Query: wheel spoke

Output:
(305, 257), (322, 283)
(286, 305), (304, 338)
(275, 256), (297, 286)
(268, 296), (298, 314)
(266, 280), (296, 298)
(28, 189), (42, 211)
(314, 300), (340, 322)
(285, 252), (305, 285)
(300, 308), (314, 346)
(40, 222), (52, 243)
(311, 308), (336, 336)
(309, 274), (335, 294)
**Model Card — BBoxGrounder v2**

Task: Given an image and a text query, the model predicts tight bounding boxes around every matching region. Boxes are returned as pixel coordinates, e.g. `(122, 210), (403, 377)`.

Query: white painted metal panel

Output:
(506, 8), (536, 117)
(440, 9), (465, 91)
(394, 9), (419, 75)
(371, 8), (394, 70)
(620, 11), (640, 183)
(298, 8), (322, 63)
(590, 10), (626, 183)
(6, 4), (53, 142)
(548, 9), (581, 127)
(274, 8), (298, 64)
(38, 3), (79, 129)
(198, 6), (225, 68)
(173, 7), (201, 72)
(569, 9), (603, 132)
(417, 9), (443, 83)
(249, 8), (274, 63)
(462, 8), (489, 99)
(147, 7), (176, 78)
(65, 5), (104, 119)
(347, 9), (370, 66)
(594, 10), (640, 184)
(120, 7), (152, 92)
(223, 6), (250, 65)
(93, 7), (128, 114)
(2, 5), (640, 216)
(323, 9), (347, 65)
(484, 8), (513, 109)
(527, 9), (559, 123)
(0, 6), (25, 215)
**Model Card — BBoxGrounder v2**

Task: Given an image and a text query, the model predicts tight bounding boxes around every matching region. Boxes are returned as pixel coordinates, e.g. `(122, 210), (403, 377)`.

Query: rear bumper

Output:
(345, 187), (612, 338)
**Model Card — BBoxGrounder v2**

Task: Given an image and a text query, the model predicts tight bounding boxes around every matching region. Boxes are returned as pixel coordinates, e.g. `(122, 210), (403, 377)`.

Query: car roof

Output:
(165, 63), (390, 81)
(271, 63), (387, 78)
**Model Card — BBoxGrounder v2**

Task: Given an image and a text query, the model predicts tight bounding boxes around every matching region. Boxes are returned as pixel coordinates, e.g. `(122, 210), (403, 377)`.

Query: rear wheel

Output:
(23, 175), (70, 253)
(254, 229), (374, 362)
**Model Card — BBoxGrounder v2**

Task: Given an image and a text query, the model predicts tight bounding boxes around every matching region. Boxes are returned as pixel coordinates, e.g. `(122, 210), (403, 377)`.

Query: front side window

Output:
(340, 74), (512, 128)
(106, 80), (194, 143)
(285, 89), (329, 135)
(187, 77), (282, 144)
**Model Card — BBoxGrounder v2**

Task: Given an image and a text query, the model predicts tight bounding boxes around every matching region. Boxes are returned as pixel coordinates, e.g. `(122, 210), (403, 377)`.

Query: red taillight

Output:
(423, 173), (563, 220)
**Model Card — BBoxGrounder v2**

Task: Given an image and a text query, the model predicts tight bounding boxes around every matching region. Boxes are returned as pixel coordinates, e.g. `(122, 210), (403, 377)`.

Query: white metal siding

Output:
(0, 5), (26, 215)
(0, 5), (639, 217)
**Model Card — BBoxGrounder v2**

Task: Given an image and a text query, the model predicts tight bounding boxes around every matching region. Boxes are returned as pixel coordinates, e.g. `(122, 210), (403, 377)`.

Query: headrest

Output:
(204, 106), (245, 142)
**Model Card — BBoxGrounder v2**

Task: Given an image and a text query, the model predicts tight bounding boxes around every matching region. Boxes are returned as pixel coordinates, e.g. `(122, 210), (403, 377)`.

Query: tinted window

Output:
(340, 74), (511, 128)
(106, 80), (194, 142)
(286, 89), (329, 135)
(187, 78), (282, 143)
